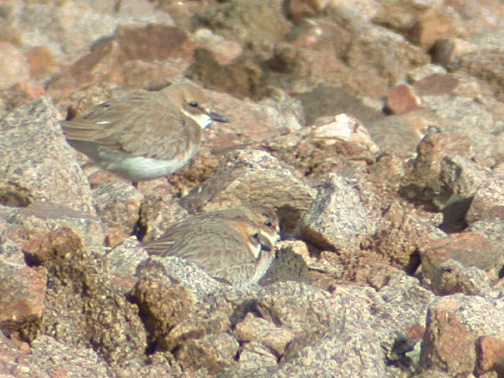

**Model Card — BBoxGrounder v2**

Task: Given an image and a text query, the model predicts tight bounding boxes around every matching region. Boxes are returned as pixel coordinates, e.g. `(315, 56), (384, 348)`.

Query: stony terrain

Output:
(1, 0), (504, 377)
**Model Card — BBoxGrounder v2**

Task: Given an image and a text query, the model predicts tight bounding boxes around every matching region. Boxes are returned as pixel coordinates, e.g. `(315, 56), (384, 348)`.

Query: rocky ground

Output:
(1, 0), (504, 377)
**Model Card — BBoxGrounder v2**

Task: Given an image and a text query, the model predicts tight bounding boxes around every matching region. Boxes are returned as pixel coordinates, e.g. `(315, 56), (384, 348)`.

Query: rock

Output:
(136, 256), (223, 305)
(0, 42), (30, 89)
(298, 83), (383, 126)
(234, 313), (294, 355)
(0, 97), (95, 214)
(260, 240), (311, 285)
(194, 0), (292, 45)
(2, 202), (105, 251)
(137, 185), (188, 242)
(48, 24), (195, 92)
(133, 263), (196, 352)
(310, 113), (379, 155)
(419, 308), (476, 376)
(92, 182), (143, 246)
(0, 260), (46, 342)
(409, 7), (460, 52)
(105, 236), (148, 292)
(385, 83), (422, 115)
(466, 174), (504, 224)
(419, 93), (503, 161)
(404, 133), (473, 205)
(2, 1), (173, 58)
(437, 154), (493, 231)
(299, 173), (376, 252)
(175, 332), (239, 374)
(476, 336), (504, 376)
(39, 250), (147, 366)
(280, 328), (386, 377)
(367, 109), (446, 157)
(430, 260), (489, 296)
(236, 341), (278, 370)
(255, 282), (337, 334)
(17, 335), (110, 377)
(374, 202), (446, 270)
(420, 232), (503, 283)
(180, 149), (315, 232)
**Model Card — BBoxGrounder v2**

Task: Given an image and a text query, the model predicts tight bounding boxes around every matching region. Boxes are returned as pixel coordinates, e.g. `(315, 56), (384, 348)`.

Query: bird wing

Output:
(62, 92), (200, 160)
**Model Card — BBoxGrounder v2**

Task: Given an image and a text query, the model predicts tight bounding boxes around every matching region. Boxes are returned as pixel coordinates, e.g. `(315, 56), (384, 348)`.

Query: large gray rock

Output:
(299, 173), (377, 252)
(0, 97), (95, 214)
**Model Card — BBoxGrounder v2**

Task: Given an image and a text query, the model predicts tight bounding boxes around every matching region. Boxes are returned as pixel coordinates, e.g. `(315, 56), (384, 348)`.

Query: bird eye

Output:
(252, 232), (259, 240)
(264, 221), (272, 227)
(188, 101), (198, 107)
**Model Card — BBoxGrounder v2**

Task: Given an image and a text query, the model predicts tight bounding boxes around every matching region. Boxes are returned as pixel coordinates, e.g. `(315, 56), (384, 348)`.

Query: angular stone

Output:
(299, 173), (376, 252)
(92, 182), (143, 247)
(420, 309), (476, 375)
(476, 336), (504, 376)
(375, 202), (446, 270)
(48, 24), (194, 92)
(430, 260), (489, 296)
(176, 332), (239, 374)
(39, 252), (147, 366)
(466, 174), (504, 224)
(420, 232), (502, 281)
(195, 0), (292, 45)
(0, 97), (95, 214)
(367, 109), (446, 156)
(0, 261), (46, 341)
(237, 341), (278, 370)
(133, 264), (195, 352)
(386, 83), (422, 115)
(180, 149), (315, 231)
(4, 202), (104, 251)
(235, 313), (294, 355)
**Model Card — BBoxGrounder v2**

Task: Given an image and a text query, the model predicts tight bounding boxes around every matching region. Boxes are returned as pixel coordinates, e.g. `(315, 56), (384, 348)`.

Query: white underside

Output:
(100, 151), (189, 181)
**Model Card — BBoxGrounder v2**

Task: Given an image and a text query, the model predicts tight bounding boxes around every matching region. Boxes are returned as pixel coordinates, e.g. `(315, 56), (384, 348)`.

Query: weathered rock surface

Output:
(2, 0), (504, 376)
(0, 97), (95, 213)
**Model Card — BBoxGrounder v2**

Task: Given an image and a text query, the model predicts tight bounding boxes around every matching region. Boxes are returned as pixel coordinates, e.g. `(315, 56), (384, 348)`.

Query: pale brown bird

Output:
(61, 82), (230, 182)
(143, 204), (280, 286)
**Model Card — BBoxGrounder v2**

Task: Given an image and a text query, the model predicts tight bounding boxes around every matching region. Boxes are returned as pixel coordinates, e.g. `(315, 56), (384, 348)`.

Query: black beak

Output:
(208, 112), (231, 123)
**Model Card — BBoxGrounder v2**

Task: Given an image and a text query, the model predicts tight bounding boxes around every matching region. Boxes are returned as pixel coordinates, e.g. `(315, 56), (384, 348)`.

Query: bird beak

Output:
(207, 111), (231, 123)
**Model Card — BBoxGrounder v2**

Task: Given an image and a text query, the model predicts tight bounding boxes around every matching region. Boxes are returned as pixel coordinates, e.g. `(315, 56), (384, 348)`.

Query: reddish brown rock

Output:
(420, 309), (476, 375)
(21, 227), (83, 267)
(476, 336), (504, 376)
(375, 202), (445, 270)
(419, 232), (501, 282)
(386, 83), (422, 115)
(48, 24), (197, 92)
(0, 262), (46, 342)
(24, 46), (60, 78)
